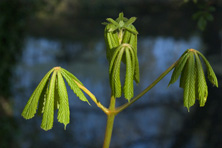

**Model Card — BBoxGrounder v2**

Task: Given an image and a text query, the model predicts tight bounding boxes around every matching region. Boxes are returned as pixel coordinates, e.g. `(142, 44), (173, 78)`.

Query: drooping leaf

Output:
(109, 46), (122, 74)
(197, 51), (218, 87)
(54, 76), (60, 111)
(57, 71), (70, 130)
(22, 68), (54, 119)
(129, 28), (140, 84)
(168, 53), (189, 86)
(112, 48), (125, 98)
(60, 69), (90, 105)
(183, 52), (196, 111)
(124, 48), (134, 101)
(61, 68), (84, 86)
(41, 71), (57, 131)
(122, 30), (131, 44)
(37, 79), (49, 116)
(194, 53), (208, 107)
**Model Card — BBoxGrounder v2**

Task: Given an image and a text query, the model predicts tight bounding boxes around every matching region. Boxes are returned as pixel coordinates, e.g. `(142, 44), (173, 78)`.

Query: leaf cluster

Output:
(168, 49), (218, 111)
(192, 4), (215, 31)
(22, 67), (90, 131)
(104, 12), (140, 101)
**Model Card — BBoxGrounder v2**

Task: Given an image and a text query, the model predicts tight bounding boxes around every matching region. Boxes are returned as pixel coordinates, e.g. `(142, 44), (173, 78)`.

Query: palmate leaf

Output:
(183, 52), (196, 111)
(60, 69), (90, 105)
(41, 71), (57, 131)
(22, 67), (92, 131)
(197, 51), (218, 87)
(170, 49), (218, 111)
(194, 52), (208, 107)
(22, 68), (54, 119)
(57, 71), (70, 130)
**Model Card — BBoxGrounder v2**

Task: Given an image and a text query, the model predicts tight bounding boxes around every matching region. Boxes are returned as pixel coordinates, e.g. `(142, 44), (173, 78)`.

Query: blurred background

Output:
(0, 0), (221, 148)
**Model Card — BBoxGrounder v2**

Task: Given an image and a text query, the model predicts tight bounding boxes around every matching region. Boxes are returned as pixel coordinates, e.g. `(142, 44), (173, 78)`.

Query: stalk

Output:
(103, 95), (116, 148)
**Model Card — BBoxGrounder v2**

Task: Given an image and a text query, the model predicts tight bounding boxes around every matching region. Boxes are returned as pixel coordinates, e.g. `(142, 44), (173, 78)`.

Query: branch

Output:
(73, 80), (110, 114)
(114, 59), (180, 114)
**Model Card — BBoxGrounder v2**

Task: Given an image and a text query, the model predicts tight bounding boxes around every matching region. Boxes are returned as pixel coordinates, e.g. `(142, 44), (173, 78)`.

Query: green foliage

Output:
(57, 71), (70, 130)
(192, 4), (215, 31)
(104, 12), (140, 101)
(41, 70), (56, 130)
(22, 67), (90, 131)
(22, 68), (54, 119)
(168, 49), (218, 111)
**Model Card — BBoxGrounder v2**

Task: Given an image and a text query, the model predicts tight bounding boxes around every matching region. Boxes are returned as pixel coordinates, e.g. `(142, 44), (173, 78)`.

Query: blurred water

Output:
(12, 35), (202, 148)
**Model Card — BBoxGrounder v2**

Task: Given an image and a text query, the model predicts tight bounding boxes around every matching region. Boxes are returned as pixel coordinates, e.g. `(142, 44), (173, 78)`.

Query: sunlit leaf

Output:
(37, 79), (49, 116)
(57, 71), (70, 130)
(106, 18), (119, 26)
(183, 52), (196, 111)
(112, 48), (125, 98)
(168, 53), (189, 86)
(22, 68), (54, 119)
(124, 48), (134, 101)
(194, 52), (208, 106)
(61, 68), (84, 86)
(197, 51), (218, 87)
(41, 71), (57, 131)
(60, 69), (90, 105)
(54, 76), (60, 111)
(124, 17), (137, 27)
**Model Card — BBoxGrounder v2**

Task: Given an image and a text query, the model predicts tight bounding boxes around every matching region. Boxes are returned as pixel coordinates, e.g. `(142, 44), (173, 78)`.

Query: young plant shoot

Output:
(22, 13), (218, 148)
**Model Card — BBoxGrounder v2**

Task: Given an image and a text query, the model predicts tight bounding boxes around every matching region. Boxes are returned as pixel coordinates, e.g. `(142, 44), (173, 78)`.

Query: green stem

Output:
(103, 95), (116, 148)
(114, 59), (179, 114)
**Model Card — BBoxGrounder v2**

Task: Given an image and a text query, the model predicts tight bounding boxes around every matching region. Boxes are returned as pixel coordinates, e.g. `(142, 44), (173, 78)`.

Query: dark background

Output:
(0, 0), (221, 148)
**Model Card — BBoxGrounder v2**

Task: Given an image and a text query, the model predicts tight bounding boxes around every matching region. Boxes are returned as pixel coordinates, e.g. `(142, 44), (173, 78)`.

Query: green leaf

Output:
(124, 17), (137, 27)
(122, 30), (131, 44)
(197, 51), (218, 87)
(54, 76), (60, 111)
(194, 53), (208, 107)
(168, 53), (189, 86)
(124, 48), (134, 101)
(37, 79), (49, 116)
(183, 52), (196, 111)
(208, 6), (215, 12)
(60, 69), (90, 105)
(41, 71), (57, 131)
(57, 71), (70, 130)
(109, 46), (122, 74)
(61, 68), (84, 86)
(197, 17), (207, 31)
(106, 18), (119, 26)
(111, 48), (125, 98)
(192, 11), (202, 20)
(125, 26), (138, 34)
(205, 13), (214, 21)
(22, 68), (54, 119)
(116, 12), (128, 22)
(129, 27), (140, 84)
(180, 62), (187, 89)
